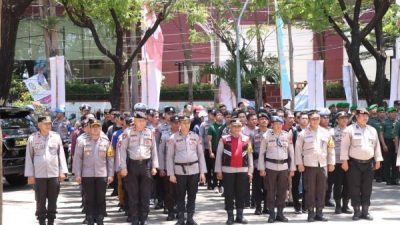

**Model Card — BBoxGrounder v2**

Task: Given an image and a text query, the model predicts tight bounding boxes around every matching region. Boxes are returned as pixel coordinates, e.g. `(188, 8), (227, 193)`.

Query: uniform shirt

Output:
(214, 134), (254, 174)
(51, 118), (72, 142)
(208, 122), (223, 153)
(25, 131), (68, 178)
(394, 120), (400, 138)
(156, 122), (171, 149)
(199, 120), (211, 150)
(295, 126), (336, 167)
(242, 126), (256, 138)
(119, 127), (159, 170)
(112, 129), (124, 172)
(381, 118), (396, 139)
(367, 116), (381, 133)
(259, 129), (295, 171)
(333, 126), (346, 164)
(158, 130), (173, 170)
(340, 123), (383, 162)
(251, 127), (269, 169)
(73, 133), (114, 177)
(166, 131), (207, 176)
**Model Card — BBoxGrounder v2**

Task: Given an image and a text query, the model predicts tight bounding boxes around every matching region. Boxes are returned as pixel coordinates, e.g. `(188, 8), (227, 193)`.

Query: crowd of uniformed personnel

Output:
(23, 100), (400, 225)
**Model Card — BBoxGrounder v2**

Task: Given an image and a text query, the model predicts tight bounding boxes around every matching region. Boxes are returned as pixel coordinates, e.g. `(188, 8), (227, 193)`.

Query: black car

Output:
(1, 107), (37, 186)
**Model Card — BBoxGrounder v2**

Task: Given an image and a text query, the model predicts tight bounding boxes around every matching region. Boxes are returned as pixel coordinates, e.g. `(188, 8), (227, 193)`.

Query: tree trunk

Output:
(254, 13), (263, 109)
(288, 21), (295, 110)
(110, 63), (124, 110)
(0, 0), (34, 105)
(39, 0), (58, 58)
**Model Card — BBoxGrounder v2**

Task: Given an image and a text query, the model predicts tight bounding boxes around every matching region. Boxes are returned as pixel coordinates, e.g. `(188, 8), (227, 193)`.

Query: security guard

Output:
(295, 111), (335, 222)
(119, 110), (159, 225)
(251, 112), (270, 215)
(73, 119), (114, 225)
(158, 115), (180, 221)
(340, 107), (383, 221)
(215, 118), (253, 225)
(166, 115), (207, 225)
(259, 116), (295, 223)
(332, 112), (352, 214)
(380, 107), (399, 185)
(25, 116), (68, 225)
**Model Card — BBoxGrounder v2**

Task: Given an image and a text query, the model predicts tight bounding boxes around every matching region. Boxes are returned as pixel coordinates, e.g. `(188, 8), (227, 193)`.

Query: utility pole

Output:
(0, 0), (3, 223)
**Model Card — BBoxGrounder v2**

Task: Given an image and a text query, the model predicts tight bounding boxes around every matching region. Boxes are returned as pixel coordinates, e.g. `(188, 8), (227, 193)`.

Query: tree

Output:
(279, 0), (396, 105)
(0, 0), (34, 105)
(61, 0), (176, 109)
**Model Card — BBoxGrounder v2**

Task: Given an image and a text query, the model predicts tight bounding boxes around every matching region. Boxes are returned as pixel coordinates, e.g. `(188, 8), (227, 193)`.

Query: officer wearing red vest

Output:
(215, 118), (254, 225)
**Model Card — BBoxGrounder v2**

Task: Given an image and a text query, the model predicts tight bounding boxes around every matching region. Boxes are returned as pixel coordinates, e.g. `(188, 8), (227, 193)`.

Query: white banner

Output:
(307, 60), (324, 109)
(343, 64), (358, 105)
(390, 58), (400, 106)
(49, 56), (66, 110)
(218, 79), (236, 111)
(23, 74), (51, 103)
(140, 60), (162, 110)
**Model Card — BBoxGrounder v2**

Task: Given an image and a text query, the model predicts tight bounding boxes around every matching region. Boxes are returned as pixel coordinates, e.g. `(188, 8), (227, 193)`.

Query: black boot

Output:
(361, 205), (373, 220)
(267, 208), (275, 223)
(175, 212), (185, 225)
(47, 218), (54, 225)
(325, 199), (335, 207)
(226, 210), (234, 225)
(155, 201), (164, 210)
(95, 216), (104, 225)
(307, 208), (315, 222)
(38, 219), (46, 225)
(352, 206), (361, 221)
(235, 209), (248, 224)
(186, 212), (198, 225)
(86, 216), (95, 225)
(276, 207), (288, 222)
(334, 200), (342, 214)
(315, 208), (328, 222)
(341, 200), (353, 214)
(254, 206), (262, 215)
(167, 210), (175, 221)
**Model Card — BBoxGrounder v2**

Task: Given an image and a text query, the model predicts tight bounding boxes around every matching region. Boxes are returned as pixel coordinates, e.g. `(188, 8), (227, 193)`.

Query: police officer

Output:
(158, 115), (180, 221)
(199, 109), (214, 190)
(215, 118), (253, 225)
(252, 112), (270, 215)
(340, 107), (383, 221)
(295, 111), (335, 222)
(119, 110), (159, 225)
(52, 107), (72, 169)
(25, 116), (68, 225)
(259, 116), (295, 223)
(380, 107), (399, 185)
(167, 115), (207, 225)
(73, 119), (114, 225)
(332, 112), (352, 214)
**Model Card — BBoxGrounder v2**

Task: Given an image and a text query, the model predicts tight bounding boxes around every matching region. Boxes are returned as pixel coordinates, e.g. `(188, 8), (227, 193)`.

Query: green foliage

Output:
(66, 80), (111, 100)
(160, 83), (214, 101)
(8, 73), (33, 106)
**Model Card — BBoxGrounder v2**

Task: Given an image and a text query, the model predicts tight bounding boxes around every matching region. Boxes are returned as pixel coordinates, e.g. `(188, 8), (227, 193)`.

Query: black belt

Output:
(130, 158), (150, 165)
(349, 157), (373, 164)
(175, 161), (199, 174)
(265, 158), (288, 164)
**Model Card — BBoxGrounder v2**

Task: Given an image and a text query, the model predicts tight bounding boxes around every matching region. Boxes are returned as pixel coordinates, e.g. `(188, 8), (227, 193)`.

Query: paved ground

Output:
(2, 178), (400, 225)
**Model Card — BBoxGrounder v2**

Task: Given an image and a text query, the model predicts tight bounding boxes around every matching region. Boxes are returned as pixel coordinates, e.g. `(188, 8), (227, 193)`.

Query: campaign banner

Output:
(49, 56), (66, 110)
(390, 58), (400, 106)
(343, 64), (358, 105)
(23, 74), (51, 104)
(307, 60), (324, 109)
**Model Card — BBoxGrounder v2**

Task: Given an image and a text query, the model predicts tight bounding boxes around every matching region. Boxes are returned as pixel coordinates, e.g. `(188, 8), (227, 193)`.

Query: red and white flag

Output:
(140, 5), (164, 109)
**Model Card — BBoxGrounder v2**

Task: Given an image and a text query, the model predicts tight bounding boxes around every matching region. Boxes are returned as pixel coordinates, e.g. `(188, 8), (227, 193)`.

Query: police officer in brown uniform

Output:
(119, 110), (159, 225)
(332, 112), (352, 214)
(158, 115), (180, 221)
(167, 115), (207, 225)
(295, 111), (335, 222)
(25, 116), (68, 225)
(340, 107), (383, 221)
(73, 119), (114, 225)
(215, 118), (253, 225)
(259, 116), (295, 223)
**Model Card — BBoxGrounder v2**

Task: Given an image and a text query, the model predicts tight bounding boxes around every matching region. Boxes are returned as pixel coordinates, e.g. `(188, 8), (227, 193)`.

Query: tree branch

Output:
(361, 38), (380, 59)
(360, 0), (391, 39)
(11, 0), (34, 16)
(110, 8), (124, 59)
(353, 0), (362, 25)
(325, 12), (350, 46)
(338, 0), (354, 29)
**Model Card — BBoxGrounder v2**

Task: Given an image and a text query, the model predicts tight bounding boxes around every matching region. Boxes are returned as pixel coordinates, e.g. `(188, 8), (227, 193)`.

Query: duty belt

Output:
(349, 157), (373, 164)
(175, 161), (199, 174)
(265, 158), (288, 164)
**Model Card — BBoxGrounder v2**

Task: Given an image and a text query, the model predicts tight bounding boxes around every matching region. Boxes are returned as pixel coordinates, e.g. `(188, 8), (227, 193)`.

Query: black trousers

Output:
(126, 159), (152, 219)
(333, 163), (350, 201)
(176, 174), (199, 213)
(205, 150), (218, 189)
(34, 178), (60, 220)
(325, 171), (334, 203)
(347, 159), (374, 207)
(164, 176), (177, 211)
(155, 172), (165, 203)
(292, 170), (305, 210)
(383, 138), (399, 183)
(304, 166), (327, 209)
(252, 167), (264, 209)
(82, 177), (107, 218)
(223, 172), (248, 211)
(264, 169), (288, 209)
